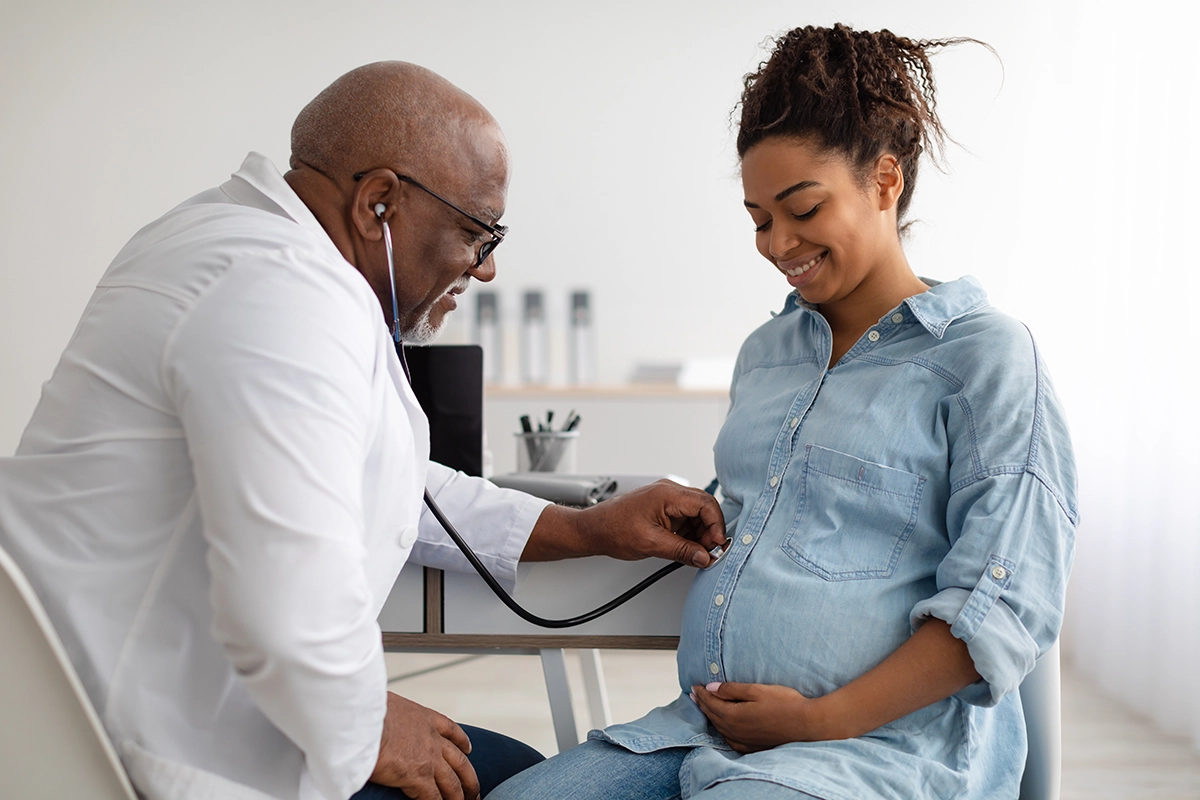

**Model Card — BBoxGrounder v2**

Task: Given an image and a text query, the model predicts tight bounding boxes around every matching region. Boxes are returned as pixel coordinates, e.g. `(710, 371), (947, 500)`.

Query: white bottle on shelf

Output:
(474, 291), (502, 385)
(568, 290), (596, 385)
(520, 290), (548, 385)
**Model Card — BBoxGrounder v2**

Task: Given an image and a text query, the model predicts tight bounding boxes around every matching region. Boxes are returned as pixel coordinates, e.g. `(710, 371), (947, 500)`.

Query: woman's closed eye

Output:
(752, 205), (819, 232)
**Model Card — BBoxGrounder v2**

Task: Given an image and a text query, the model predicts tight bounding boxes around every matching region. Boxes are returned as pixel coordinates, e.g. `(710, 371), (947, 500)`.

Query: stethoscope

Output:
(375, 204), (722, 628)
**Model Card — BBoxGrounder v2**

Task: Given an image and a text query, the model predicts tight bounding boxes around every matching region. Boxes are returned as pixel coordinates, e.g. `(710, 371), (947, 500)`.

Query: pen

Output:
(564, 413), (582, 432)
(519, 415), (538, 466)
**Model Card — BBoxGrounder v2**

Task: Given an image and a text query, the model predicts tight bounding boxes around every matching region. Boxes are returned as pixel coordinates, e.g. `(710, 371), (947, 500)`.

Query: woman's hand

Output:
(692, 619), (982, 752)
(690, 682), (833, 752)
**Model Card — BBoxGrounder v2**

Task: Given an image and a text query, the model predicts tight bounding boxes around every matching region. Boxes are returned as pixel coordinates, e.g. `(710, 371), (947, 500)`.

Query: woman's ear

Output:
(874, 154), (904, 212)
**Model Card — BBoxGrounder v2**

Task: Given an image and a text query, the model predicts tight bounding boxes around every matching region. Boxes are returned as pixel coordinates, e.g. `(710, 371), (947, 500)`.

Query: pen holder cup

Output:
(515, 431), (580, 473)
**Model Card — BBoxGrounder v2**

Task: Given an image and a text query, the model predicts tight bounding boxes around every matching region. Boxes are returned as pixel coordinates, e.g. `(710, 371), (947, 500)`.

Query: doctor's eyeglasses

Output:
(353, 170), (507, 269)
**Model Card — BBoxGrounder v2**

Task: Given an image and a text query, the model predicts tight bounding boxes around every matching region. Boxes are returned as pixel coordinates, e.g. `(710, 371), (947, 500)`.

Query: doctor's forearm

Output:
(520, 504), (596, 561)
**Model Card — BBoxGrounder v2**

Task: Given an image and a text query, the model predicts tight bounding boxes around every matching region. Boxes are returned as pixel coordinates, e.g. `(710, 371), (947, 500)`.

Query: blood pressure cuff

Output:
(489, 473), (618, 507)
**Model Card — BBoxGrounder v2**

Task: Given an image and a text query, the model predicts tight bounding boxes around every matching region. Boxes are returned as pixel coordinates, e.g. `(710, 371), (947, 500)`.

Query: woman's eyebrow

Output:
(743, 180), (823, 208)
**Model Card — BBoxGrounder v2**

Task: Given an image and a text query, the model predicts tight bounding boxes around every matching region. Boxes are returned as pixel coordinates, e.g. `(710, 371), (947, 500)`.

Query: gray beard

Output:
(400, 310), (444, 345)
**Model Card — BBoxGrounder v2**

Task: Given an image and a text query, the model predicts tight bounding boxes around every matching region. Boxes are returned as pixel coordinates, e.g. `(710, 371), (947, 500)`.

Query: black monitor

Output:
(401, 344), (485, 477)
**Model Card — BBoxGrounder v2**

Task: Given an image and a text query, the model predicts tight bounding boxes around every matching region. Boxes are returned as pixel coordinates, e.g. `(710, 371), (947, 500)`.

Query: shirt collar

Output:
(902, 275), (988, 338)
(776, 275), (989, 339)
(219, 152), (344, 260)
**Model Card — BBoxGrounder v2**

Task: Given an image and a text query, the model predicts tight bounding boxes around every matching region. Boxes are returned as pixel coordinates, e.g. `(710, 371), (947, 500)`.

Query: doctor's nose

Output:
(470, 253), (497, 283)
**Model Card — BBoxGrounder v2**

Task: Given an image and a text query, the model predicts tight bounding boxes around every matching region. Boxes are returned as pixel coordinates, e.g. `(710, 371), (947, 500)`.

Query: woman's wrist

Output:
(802, 691), (856, 741)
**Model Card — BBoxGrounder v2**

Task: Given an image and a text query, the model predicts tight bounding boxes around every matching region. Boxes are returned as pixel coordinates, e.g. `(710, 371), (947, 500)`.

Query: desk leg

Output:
(578, 649), (612, 729)
(539, 648), (579, 753)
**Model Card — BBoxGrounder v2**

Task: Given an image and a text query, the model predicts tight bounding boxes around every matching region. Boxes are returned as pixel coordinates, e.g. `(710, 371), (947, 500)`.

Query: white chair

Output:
(0, 545), (137, 799)
(1018, 640), (1062, 800)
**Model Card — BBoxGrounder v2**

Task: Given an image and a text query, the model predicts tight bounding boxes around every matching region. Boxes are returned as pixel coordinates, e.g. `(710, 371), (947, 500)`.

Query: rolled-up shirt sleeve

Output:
(910, 471), (1076, 706)
(164, 256), (386, 800)
(412, 462), (550, 594)
(910, 337), (1078, 708)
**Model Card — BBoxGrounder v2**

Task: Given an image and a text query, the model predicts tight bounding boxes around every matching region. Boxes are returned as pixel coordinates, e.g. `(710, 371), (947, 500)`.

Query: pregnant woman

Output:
(492, 22), (1076, 800)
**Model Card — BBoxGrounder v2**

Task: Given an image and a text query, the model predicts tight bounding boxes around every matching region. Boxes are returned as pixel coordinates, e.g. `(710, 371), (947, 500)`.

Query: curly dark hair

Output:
(737, 24), (983, 224)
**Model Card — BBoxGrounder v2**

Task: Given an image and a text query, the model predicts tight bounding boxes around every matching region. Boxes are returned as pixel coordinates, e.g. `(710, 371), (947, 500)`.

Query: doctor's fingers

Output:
(399, 748), (475, 800)
(437, 739), (480, 800)
(433, 715), (472, 756)
(659, 484), (727, 545)
(672, 514), (727, 551)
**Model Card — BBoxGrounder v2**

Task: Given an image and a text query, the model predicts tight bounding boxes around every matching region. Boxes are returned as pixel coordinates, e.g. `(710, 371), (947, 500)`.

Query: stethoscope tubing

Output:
(378, 211), (689, 627)
(422, 488), (686, 628)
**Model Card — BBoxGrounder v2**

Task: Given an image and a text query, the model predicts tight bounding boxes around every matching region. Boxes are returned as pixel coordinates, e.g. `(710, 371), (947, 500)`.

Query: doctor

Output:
(0, 62), (725, 800)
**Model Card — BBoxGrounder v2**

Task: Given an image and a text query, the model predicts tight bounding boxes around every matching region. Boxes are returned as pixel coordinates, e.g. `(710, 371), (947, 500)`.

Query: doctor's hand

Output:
(522, 479), (727, 567)
(370, 691), (479, 800)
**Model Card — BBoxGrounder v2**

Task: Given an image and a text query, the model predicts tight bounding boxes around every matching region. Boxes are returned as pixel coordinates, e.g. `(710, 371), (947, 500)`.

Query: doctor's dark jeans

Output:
(350, 724), (544, 799)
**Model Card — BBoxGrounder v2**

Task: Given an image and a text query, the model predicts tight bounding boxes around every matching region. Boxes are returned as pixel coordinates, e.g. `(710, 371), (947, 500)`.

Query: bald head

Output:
(291, 61), (504, 190)
(285, 62), (509, 346)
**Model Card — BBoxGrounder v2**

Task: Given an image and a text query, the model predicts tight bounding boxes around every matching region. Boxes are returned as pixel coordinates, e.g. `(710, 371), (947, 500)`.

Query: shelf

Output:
(484, 384), (728, 399)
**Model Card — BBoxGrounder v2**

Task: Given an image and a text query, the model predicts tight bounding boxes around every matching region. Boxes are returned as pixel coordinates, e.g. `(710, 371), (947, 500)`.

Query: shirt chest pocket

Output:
(781, 445), (926, 580)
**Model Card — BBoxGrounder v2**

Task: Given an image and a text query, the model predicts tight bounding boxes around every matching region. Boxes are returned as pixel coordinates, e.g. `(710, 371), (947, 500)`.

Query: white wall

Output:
(4, 0), (1199, 747)
(3, 0), (1068, 453)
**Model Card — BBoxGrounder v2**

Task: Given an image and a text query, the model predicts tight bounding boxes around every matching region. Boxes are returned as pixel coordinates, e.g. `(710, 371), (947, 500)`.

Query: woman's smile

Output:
(778, 250), (828, 286)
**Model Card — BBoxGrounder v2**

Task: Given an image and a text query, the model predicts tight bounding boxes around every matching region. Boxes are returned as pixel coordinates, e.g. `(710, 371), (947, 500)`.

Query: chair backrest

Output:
(0, 545), (137, 799)
(1018, 640), (1062, 800)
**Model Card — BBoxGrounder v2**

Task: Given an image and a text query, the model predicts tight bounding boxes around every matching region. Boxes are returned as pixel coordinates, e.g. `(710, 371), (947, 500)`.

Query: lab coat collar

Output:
(220, 152), (347, 265)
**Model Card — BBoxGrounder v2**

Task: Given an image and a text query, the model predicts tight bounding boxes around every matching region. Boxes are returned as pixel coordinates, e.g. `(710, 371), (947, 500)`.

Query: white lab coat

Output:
(0, 153), (549, 800)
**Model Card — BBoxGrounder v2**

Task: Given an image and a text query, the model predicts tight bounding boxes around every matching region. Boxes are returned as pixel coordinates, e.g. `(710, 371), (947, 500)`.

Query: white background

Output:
(2, 0), (1197, 748)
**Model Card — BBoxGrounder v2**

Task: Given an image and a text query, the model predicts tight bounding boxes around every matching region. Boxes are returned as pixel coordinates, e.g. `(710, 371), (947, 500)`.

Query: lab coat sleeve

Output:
(164, 254), (386, 800)
(910, 332), (1078, 707)
(411, 461), (550, 594)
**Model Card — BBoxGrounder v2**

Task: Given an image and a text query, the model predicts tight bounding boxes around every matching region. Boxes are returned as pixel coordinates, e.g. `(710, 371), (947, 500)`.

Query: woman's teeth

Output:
(783, 252), (824, 277)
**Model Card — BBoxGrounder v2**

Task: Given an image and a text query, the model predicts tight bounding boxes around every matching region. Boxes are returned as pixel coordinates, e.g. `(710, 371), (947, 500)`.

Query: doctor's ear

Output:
(349, 168), (400, 240)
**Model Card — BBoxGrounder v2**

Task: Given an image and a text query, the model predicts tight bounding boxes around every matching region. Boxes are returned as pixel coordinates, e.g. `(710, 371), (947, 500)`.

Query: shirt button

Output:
(769, 475), (779, 487)
(709, 662), (720, 675)
(741, 534), (754, 545)
(892, 313), (904, 324)
(867, 330), (881, 342)
(790, 417), (799, 428)
(991, 565), (1008, 580)
(714, 594), (725, 606)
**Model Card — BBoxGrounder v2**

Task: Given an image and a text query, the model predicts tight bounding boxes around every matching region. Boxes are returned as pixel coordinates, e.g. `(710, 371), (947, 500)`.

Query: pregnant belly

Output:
(677, 555), (924, 697)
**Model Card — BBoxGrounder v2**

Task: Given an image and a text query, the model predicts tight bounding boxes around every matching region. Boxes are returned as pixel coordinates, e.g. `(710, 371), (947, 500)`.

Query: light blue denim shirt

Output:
(595, 277), (1078, 799)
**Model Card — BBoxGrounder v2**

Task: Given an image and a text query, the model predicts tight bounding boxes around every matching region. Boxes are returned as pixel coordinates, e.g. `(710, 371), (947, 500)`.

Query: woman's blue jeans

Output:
(488, 739), (817, 799)
(350, 724), (544, 799)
